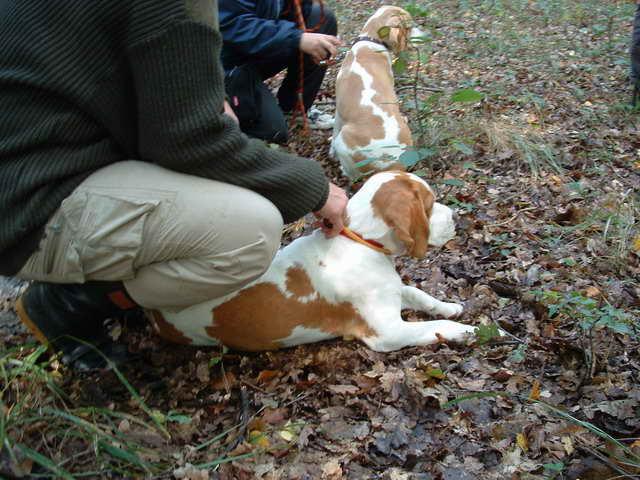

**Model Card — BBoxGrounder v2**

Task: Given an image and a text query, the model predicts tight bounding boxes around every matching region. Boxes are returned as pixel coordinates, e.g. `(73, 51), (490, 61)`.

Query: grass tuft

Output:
(0, 343), (252, 477)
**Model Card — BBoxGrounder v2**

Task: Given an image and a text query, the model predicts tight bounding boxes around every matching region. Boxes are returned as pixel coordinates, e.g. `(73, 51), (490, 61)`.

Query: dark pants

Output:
(631, 3), (640, 102)
(225, 4), (337, 143)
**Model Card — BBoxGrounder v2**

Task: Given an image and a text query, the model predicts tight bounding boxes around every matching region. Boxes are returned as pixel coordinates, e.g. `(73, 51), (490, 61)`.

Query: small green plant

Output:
(209, 345), (229, 368)
(533, 290), (637, 338)
(508, 344), (527, 363)
(543, 461), (565, 478)
(451, 88), (484, 104)
(474, 323), (501, 345)
(404, 3), (429, 18)
(445, 194), (475, 213)
(491, 233), (519, 258)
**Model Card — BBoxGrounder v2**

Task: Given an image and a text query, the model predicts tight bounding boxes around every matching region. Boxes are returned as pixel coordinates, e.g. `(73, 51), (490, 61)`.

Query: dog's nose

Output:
(409, 27), (427, 45)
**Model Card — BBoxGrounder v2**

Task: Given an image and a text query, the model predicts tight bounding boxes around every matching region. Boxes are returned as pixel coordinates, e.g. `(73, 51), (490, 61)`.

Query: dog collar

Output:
(340, 227), (392, 255)
(353, 36), (390, 51)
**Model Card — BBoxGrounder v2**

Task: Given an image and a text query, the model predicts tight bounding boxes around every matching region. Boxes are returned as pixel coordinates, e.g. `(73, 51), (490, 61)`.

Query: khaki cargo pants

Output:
(18, 161), (283, 310)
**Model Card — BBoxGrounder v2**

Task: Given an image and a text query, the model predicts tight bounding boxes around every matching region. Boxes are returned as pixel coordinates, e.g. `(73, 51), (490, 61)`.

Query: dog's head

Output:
(361, 6), (422, 54)
(347, 171), (455, 257)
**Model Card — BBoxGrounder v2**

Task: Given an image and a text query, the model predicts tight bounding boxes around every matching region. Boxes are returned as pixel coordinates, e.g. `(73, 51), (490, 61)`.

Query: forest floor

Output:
(1, 0), (640, 478)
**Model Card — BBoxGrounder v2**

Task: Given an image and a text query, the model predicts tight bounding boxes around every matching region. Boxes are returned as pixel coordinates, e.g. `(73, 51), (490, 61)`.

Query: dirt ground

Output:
(1, 0), (640, 479)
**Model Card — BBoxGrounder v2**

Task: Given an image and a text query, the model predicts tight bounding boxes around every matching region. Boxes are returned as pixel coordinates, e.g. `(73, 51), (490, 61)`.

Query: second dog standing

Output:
(331, 6), (423, 182)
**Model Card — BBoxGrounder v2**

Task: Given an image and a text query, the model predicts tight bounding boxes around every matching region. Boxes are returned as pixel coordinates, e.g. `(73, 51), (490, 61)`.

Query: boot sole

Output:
(15, 295), (51, 347)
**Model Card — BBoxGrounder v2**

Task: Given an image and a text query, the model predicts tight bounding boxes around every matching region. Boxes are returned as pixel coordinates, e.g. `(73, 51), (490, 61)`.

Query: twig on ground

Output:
(282, 391), (313, 408)
(486, 207), (538, 228)
(492, 319), (526, 344)
(397, 84), (444, 93)
(224, 386), (250, 453)
(240, 379), (271, 395)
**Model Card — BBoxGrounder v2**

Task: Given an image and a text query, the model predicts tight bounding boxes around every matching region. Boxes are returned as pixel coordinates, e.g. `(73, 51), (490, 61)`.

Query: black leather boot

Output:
(16, 281), (139, 371)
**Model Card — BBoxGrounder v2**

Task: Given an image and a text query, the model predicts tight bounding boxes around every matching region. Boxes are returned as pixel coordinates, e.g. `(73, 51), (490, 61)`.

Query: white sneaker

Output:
(307, 107), (334, 130)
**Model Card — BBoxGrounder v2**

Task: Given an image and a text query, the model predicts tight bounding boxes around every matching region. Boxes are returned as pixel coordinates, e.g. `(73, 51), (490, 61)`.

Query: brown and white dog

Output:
(149, 172), (476, 352)
(331, 6), (423, 182)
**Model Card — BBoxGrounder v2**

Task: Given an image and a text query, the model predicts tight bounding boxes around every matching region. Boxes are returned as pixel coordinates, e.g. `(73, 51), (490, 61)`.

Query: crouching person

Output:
(219, 0), (342, 143)
(0, 0), (347, 370)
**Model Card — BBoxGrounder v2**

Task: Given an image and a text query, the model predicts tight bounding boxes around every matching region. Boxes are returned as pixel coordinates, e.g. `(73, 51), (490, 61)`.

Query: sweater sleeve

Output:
(124, 0), (328, 223)
(218, 0), (301, 63)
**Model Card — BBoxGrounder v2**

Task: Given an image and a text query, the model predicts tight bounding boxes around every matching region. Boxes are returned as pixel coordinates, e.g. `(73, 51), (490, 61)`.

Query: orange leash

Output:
(339, 227), (392, 255)
(288, 0), (326, 135)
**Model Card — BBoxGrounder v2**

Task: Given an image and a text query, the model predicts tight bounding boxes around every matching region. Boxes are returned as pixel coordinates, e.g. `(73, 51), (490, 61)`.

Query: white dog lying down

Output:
(331, 6), (423, 182)
(148, 171), (476, 352)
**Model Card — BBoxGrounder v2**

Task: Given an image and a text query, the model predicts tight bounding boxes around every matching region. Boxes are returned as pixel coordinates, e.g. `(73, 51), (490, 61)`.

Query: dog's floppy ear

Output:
(387, 17), (411, 53)
(371, 174), (434, 257)
(376, 9), (412, 53)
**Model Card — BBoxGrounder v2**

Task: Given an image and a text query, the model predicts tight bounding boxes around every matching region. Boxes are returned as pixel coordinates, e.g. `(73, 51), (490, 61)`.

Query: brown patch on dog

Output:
(352, 152), (379, 176)
(349, 152), (369, 175)
(148, 310), (193, 345)
(286, 265), (315, 298)
(350, 151), (406, 180)
(207, 272), (377, 351)
(367, 58), (396, 118)
(397, 118), (413, 147)
(394, 24), (412, 54)
(336, 53), (386, 149)
(369, 68), (413, 148)
(370, 173), (434, 257)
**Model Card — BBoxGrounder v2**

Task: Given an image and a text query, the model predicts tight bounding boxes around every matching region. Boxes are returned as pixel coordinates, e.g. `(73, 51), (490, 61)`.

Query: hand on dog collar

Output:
(318, 58), (336, 67)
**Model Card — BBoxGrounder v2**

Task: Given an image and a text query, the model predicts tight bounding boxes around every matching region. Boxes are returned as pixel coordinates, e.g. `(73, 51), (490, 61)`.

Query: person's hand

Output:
(223, 100), (239, 124)
(300, 33), (342, 64)
(313, 183), (348, 238)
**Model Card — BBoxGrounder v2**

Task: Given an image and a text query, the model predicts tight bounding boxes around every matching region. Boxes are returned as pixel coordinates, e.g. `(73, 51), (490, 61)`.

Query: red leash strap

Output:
(291, 0), (309, 133)
(339, 228), (392, 255)
(288, 0), (327, 135)
(286, 0), (325, 31)
(306, 0), (325, 33)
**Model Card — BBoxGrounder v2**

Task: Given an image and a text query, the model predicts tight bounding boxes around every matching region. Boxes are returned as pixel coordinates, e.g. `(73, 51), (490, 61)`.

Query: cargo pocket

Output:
(62, 191), (162, 281)
(16, 207), (84, 283)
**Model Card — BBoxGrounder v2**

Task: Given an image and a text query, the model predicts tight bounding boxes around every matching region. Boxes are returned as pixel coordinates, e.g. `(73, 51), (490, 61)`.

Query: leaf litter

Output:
(1, 0), (640, 478)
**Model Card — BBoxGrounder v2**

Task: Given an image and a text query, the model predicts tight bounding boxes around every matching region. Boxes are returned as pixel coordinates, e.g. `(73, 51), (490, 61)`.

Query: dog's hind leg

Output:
(361, 317), (476, 352)
(401, 286), (463, 319)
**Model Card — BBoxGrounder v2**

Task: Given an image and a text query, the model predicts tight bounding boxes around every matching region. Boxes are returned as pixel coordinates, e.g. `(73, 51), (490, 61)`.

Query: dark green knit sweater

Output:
(0, 0), (329, 275)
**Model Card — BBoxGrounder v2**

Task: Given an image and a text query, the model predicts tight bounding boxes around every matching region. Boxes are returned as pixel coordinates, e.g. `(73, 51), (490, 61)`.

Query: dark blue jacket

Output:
(219, 0), (310, 71)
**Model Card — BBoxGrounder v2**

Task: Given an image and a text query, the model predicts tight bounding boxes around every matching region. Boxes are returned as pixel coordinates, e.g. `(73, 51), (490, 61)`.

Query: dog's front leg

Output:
(401, 285), (463, 319)
(362, 316), (476, 352)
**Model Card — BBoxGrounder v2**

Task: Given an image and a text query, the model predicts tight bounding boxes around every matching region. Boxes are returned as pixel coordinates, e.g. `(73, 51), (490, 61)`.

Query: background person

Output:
(220, 0), (341, 143)
(631, 0), (640, 104)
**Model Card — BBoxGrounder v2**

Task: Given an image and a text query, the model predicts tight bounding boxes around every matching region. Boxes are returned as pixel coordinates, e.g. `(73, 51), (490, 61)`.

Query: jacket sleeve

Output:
(218, 0), (302, 63)
(124, 0), (329, 223)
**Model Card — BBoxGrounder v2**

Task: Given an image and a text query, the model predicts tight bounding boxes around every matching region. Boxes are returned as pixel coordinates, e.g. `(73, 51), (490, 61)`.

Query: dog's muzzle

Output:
(409, 27), (427, 46)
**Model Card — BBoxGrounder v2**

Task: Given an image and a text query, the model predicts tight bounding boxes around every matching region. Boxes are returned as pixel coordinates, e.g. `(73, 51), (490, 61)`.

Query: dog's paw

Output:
(440, 302), (464, 319)
(435, 321), (476, 343)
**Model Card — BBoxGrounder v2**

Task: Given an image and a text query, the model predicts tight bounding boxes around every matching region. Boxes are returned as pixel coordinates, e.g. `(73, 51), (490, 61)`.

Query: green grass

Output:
(0, 344), (253, 478)
(0, 344), (164, 477)
(393, 0), (634, 174)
